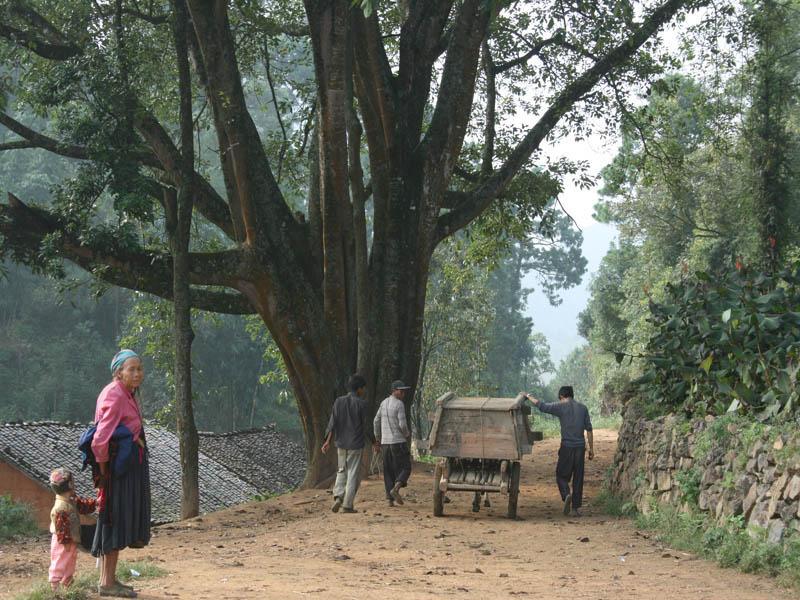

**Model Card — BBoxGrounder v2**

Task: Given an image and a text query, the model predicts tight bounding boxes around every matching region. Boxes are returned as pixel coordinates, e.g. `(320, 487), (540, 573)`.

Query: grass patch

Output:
(13, 560), (167, 600)
(117, 560), (167, 582)
(636, 505), (800, 590)
(595, 488), (636, 517)
(13, 572), (96, 600)
(0, 495), (38, 541)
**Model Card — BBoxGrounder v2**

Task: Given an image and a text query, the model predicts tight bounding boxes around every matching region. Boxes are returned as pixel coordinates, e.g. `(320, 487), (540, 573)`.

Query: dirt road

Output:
(1, 430), (794, 599)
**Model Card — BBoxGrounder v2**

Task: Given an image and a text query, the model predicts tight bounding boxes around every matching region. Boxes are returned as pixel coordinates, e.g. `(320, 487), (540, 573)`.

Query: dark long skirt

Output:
(91, 449), (151, 556)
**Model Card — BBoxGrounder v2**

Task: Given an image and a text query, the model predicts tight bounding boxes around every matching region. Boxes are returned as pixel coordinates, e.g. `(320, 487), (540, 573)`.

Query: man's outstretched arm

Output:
(524, 392), (561, 415)
(587, 430), (594, 460)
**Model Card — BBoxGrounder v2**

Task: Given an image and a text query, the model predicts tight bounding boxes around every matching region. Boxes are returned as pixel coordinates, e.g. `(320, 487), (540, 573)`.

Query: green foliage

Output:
(635, 263), (800, 420)
(0, 495), (38, 541)
(636, 506), (800, 590)
(413, 237), (562, 437)
(121, 298), (301, 439)
(0, 260), (300, 438)
(14, 573), (96, 600)
(0, 263), (126, 423)
(415, 453), (439, 465)
(251, 489), (289, 502)
(675, 466), (701, 506)
(582, 7), (800, 412)
(481, 244), (556, 397)
(412, 239), (495, 436)
(595, 488), (637, 517)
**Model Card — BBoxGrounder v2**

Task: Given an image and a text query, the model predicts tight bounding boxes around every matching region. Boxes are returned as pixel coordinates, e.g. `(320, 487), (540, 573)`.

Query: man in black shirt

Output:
(322, 374), (378, 513)
(526, 386), (594, 517)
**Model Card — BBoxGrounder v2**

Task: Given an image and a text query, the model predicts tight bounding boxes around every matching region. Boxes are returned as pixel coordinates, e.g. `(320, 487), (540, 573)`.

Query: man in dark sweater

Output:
(526, 386), (594, 517)
(322, 374), (378, 513)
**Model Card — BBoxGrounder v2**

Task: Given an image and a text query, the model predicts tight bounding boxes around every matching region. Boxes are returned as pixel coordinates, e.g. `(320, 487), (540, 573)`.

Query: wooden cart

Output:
(428, 392), (542, 518)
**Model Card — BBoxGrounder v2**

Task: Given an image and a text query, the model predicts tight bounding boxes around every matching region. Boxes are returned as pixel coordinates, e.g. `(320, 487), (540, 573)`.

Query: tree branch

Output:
(453, 165), (481, 183)
(187, 0), (302, 251)
(0, 109), (236, 240)
(352, 10), (394, 257)
(0, 193), (255, 314)
(0, 112), (90, 161)
(492, 32), (565, 75)
(481, 39), (496, 176)
(422, 0), (491, 191)
(98, 7), (169, 25)
(0, 111), (161, 166)
(262, 39), (289, 183)
(435, 0), (701, 242)
(396, 0), (456, 149)
(0, 3), (81, 60)
(132, 109), (237, 239)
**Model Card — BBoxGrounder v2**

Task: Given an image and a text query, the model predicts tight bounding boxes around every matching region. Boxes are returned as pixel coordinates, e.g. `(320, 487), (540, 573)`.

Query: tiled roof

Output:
(0, 421), (280, 523)
(198, 425), (306, 493)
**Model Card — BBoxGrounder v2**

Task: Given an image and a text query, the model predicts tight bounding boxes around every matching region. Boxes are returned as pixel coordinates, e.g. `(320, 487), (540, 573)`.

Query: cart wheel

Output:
(433, 463), (444, 517)
(507, 461), (521, 519)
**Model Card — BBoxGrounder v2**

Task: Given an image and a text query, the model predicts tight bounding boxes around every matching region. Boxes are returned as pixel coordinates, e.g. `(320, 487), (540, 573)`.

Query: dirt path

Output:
(1, 430), (794, 599)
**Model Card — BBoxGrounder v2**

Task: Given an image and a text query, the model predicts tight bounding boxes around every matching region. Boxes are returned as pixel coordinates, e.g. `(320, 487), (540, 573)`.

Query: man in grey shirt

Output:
(322, 374), (378, 513)
(374, 380), (412, 507)
(526, 386), (594, 517)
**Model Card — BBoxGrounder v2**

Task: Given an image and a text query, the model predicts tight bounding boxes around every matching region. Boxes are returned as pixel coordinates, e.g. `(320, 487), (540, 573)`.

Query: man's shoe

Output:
(571, 508), (582, 517)
(331, 496), (343, 513)
(341, 507), (358, 513)
(387, 498), (395, 507)
(563, 493), (572, 516)
(390, 482), (405, 505)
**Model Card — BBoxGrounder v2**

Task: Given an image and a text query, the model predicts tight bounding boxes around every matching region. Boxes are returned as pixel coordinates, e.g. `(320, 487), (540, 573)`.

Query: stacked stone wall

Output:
(609, 405), (800, 544)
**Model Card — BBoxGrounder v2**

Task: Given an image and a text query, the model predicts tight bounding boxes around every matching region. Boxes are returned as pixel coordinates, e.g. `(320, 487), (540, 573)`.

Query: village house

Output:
(0, 421), (306, 532)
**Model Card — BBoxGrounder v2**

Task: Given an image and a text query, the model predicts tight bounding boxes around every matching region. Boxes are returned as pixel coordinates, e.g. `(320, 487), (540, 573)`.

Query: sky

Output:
(522, 135), (619, 375)
(517, 12), (702, 377)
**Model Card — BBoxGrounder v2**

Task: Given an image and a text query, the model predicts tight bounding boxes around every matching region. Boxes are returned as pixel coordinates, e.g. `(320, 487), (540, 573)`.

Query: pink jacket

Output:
(91, 380), (143, 463)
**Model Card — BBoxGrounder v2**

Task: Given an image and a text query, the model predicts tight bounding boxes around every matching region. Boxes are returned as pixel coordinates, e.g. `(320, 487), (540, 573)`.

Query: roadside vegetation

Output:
(13, 561), (167, 600)
(0, 495), (38, 542)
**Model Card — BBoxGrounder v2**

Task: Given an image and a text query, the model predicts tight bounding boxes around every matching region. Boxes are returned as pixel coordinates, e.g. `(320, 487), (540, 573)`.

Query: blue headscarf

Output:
(110, 349), (139, 374)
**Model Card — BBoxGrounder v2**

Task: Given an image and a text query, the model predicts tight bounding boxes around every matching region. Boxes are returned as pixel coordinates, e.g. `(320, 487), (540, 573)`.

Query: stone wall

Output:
(609, 405), (800, 544)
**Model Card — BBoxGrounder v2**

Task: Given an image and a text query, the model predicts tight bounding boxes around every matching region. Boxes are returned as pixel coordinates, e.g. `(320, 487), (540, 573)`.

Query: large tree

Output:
(0, 0), (707, 485)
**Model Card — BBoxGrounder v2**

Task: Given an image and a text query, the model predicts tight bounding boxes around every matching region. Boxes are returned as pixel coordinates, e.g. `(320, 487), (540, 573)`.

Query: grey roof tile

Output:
(198, 425), (306, 493)
(0, 421), (303, 524)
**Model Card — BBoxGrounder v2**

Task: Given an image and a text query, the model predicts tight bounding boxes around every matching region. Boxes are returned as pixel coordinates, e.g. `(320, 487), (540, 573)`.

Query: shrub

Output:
(595, 488), (636, 517)
(0, 495), (38, 541)
(675, 467), (701, 506)
(634, 262), (800, 421)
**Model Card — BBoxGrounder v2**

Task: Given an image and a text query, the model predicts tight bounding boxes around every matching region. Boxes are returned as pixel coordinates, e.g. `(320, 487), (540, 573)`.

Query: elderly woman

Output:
(91, 349), (150, 598)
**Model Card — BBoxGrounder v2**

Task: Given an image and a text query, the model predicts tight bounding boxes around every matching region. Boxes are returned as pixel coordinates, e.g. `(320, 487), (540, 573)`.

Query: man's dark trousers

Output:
(556, 445), (586, 509)
(382, 442), (412, 498)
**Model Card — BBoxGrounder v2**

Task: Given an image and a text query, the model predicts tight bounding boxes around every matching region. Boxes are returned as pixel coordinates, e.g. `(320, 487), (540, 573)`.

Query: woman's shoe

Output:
(98, 582), (137, 597)
(115, 579), (135, 591)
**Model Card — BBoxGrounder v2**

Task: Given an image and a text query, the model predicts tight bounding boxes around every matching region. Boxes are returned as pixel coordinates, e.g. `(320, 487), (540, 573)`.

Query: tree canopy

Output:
(0, 0), (711, 484)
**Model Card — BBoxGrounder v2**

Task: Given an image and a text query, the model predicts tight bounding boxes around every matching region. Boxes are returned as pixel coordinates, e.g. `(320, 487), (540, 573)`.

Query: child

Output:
(48, 468), (97, 592)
